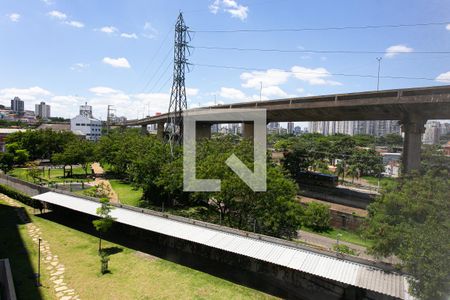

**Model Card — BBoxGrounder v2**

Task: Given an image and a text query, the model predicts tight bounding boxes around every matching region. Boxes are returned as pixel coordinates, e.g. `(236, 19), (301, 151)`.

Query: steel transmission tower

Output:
(166, 12), (190, 146)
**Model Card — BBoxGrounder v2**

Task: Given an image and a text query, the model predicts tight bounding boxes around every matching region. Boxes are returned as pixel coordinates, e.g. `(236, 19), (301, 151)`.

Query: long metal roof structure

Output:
(32, 191), (414, 299)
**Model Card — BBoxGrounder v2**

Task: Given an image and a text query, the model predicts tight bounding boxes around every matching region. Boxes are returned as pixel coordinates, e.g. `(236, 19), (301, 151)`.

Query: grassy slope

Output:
(0, 200), (53, 299)
(301, 226), (372, 248)
(0, 200), (274, 300)
(109, 180), (143, 206)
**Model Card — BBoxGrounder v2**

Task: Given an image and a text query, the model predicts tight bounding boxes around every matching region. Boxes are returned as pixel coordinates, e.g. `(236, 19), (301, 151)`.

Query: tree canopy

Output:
(365, 172), (450, 300)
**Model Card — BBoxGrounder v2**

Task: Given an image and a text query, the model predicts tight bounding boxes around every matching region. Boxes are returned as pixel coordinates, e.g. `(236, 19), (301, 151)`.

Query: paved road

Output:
(297, 230), (398, 264)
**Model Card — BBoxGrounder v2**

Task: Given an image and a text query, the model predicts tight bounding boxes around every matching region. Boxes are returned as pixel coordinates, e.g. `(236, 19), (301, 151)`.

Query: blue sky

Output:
(1, 0), (450, 121)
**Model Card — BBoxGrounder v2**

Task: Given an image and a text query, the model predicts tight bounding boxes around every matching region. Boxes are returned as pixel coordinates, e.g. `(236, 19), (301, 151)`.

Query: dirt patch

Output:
(135, 251), (159, 261)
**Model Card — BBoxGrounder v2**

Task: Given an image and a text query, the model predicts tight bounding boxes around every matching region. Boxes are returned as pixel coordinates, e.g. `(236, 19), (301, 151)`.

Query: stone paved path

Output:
(0, 194), (81, 300)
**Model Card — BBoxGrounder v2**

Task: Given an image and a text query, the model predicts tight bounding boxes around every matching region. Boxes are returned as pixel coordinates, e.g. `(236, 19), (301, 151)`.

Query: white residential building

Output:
(70, 103), (102, 141)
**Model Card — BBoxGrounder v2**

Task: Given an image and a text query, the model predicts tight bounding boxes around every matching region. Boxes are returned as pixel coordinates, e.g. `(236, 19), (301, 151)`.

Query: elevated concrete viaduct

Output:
(126, 85), (450, 173)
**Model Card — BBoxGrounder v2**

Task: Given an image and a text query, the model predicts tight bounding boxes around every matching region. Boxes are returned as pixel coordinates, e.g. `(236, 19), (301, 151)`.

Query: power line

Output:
(191, 45), (450, 55)
(148, 59), (173, 93)
(191, 63), (437, 81)
(141, 48), (172, 92)
(191, 20), (450, 33)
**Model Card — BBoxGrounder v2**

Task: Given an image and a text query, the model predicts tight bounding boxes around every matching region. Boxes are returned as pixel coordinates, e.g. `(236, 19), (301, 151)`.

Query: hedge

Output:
(0, 184), (36, 207)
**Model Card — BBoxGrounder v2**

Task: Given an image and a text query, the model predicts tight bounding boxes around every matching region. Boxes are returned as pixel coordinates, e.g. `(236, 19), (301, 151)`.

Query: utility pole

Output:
(259, 81), (263, 101)
(166, 12), (190, 152)
(376, 57), (382, 91)
(106, 105), (115, 134)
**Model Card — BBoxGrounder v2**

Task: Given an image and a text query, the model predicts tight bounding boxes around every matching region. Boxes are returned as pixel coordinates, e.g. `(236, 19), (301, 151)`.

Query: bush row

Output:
(0, 184), (35, 207)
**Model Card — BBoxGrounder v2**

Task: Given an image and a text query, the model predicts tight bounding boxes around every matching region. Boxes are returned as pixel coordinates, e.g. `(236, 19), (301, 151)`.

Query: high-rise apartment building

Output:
(35, 101), (51, 119)
(11, 97), (24, 114)
(309, 120), (400, 136)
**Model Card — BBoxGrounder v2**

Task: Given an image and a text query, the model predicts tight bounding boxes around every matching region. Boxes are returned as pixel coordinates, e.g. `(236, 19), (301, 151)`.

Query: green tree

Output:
(352, 134), (376, 147)
(5, 129), (77, 160)
(126, 136), (171, 206)
(0, 152), (14, 173)
(156, 138), (303, 239)
(365, 172), (450, 300)
(25, 162), (41, 183)
(95, 129), (142, 176)
(302, 202), (331, 232)
(347, 149), (383, 178)
(13, 149), (29, 165)
(52, 140), (94, 177)
(92, 198), (115, 252)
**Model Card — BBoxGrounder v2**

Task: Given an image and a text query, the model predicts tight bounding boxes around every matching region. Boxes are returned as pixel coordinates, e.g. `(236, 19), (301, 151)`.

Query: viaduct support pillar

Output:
(196, 122), (211, 141)
(156, 122), (165, 140)
(140, 124), (148, 135)
(242, 122), (254, 139)
(401, 117), (426, 173)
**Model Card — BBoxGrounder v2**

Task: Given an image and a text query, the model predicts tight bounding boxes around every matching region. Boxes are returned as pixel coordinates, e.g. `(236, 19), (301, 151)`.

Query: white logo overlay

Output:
(183, 108), (267, 192)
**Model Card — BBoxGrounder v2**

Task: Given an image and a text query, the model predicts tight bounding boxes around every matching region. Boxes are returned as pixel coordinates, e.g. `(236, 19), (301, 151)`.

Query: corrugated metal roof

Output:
(32, 191), (414, 299)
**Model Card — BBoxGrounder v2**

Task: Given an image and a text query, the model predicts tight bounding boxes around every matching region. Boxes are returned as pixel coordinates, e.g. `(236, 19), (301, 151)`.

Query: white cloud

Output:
(88, 87), (170, 119)
(219, 87), (247, 100)
(291, 66), (341, 86)
(41, 0), (54, 5)
(99, 26), (118, 34)
(0, 85), (171, 119)
(209, 0), (220, 13)
(89, 86), (121, 95)
(8, 13), (21, 22)
(48, 10), (66, 20)
(385, 44), (413, 58)
(70, 63), (89, 71)
(227, 6), (248, 20)
(186, 88), (199, 96)
(47, 11), (84, 28)
(446, 24), (450, 31)
(121, 32), (138, 39)
(142, 22), (158, 39)
(209, 0), (248, 21)
(102, 57), (131, 69)
(240, 69), (290, 89)
(435, 71), (450, 83)
(65, 20), (84, 28)
(0, 87), (51, 102)
(261, 86), (288, 98)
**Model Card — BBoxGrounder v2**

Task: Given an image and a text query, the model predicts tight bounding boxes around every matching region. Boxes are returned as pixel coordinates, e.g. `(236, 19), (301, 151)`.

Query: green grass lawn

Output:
(302, 226), (373, 248)
(361, 176), (396, 188)
(9, 166), (90, 183)
(109, 179), (143, 206)
(0, 201), (53, 300)
(0, 198), (276, 300)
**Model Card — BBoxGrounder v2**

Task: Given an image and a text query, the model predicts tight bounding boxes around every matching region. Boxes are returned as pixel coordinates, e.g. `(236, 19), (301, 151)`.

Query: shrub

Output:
(302, 202), (331, 232)
(0, 184), (35, 207)
(332, 243), (358, 256)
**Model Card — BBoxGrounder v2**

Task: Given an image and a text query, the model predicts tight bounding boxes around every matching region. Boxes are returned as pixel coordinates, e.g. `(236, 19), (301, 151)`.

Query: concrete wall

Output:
(298, 185), (376, 209)
(0, 174), (49, 196)
(0, 259), (17, 300)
